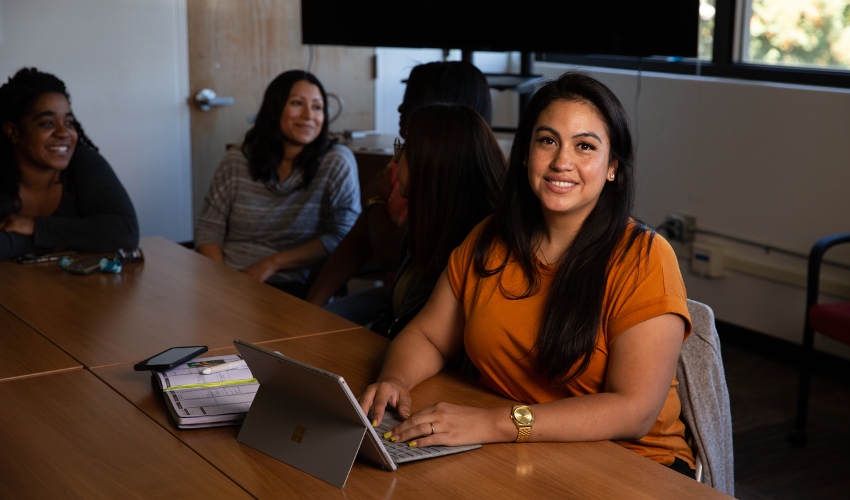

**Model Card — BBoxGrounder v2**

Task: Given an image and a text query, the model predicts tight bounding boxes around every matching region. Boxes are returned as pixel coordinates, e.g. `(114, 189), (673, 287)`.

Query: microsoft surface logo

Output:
(291, 424), (307, 443)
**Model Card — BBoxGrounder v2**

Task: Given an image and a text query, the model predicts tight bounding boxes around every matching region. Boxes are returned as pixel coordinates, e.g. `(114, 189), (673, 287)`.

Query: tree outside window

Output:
(746, 0), (850, 69)
(699, 0), (717, 60)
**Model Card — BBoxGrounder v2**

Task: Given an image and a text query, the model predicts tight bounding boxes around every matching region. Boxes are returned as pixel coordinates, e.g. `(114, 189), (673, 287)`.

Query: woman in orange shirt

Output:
(359, 72), (696, 477)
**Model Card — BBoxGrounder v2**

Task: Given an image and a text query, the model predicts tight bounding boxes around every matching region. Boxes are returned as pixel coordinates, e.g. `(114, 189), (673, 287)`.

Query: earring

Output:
(610, 174), (615, 179)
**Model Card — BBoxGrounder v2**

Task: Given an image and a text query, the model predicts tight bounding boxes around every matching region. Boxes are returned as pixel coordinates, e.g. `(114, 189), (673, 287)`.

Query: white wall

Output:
(0, 0), (193, 242)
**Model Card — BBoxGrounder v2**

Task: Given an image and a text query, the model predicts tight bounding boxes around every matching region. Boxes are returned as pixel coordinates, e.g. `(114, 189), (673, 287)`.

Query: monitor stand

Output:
(462, 50), (542, 133)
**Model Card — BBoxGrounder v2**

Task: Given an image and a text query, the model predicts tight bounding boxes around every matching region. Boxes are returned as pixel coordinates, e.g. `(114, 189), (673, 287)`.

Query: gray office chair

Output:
(676, 300), (735, 496)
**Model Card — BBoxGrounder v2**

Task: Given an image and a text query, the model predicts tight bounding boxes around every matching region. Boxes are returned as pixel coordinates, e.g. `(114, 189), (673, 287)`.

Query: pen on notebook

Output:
(202, 360), (247, 375)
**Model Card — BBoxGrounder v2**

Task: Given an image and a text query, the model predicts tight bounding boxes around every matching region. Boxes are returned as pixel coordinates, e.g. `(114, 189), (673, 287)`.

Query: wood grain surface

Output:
(0, 369), (252, 499)
(0, 237), (359, 368)
(94, 328), (732, 499)
(0, 305), (81, 382)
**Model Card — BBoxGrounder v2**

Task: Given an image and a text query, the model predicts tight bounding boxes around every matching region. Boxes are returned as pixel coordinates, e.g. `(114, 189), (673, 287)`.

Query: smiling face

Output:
(526, 98), (617, 224)
(279, 80), (325, 148)
(3, 92), (78, 172)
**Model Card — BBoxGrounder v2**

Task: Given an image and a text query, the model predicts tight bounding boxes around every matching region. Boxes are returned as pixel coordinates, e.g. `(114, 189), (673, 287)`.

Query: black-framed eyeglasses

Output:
(393, 137), (404, 160)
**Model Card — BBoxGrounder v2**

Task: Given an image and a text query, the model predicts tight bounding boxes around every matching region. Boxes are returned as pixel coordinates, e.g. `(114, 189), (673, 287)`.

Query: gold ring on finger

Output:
(430, 423), (435, 435)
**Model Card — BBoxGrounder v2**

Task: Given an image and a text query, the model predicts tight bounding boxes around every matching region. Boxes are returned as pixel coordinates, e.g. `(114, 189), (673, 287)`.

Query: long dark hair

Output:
(0, 67), (97, 202)
(473, 71), (653, 385)
(405, 104), (504, 279)
(400, 61), (492, 137)
(241, 70), (330, 188)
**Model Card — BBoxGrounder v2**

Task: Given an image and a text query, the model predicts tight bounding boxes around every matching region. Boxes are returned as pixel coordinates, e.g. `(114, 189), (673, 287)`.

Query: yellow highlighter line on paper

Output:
(163, 379), (258, 392)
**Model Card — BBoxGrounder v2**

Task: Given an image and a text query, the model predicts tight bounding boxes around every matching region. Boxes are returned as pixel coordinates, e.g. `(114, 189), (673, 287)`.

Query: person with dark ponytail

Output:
(305, 61), (492, 313)
(195, 70), (360, 298)
(369, 103), (504, 340)
(359, 72), (696, 478)
(0, 68), (139, 261)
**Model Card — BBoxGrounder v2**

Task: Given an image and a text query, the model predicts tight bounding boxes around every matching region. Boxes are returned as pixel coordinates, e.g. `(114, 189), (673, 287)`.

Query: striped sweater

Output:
(195, 144), (360, 284)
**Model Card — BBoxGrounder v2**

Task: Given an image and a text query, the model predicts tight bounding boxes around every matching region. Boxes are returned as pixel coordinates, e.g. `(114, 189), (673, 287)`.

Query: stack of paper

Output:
(155, 354), (259, 429)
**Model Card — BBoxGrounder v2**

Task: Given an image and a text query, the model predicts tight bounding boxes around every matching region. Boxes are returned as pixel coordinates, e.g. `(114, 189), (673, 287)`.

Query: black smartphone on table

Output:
(61, 256), (105, 274)
(133, 346), (209, 371)
(15, 250), (79, 264)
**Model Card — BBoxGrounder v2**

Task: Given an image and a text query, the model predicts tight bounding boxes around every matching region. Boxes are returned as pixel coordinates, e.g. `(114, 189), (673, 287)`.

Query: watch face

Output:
(513, 407), (533, 425)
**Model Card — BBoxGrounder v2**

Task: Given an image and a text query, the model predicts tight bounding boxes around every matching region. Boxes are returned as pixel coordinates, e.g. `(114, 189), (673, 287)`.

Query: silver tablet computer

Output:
(233, 339), (481, 488)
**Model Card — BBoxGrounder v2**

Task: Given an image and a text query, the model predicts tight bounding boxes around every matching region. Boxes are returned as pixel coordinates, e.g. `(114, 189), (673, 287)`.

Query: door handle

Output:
(194, 89), (234, 111)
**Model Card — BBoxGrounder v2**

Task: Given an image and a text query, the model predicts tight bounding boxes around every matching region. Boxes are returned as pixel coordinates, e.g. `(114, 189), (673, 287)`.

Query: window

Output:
(699, 0), (717, 60)
(539, 0), (850, 89)
(744, 0), (850, 70)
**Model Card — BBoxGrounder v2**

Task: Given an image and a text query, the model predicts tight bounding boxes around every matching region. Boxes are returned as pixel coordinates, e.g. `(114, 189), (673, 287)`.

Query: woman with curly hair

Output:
(0, 67), (138, 261)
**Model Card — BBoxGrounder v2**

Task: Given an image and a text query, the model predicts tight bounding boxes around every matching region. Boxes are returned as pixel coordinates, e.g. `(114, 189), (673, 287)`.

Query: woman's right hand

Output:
(358, 377), (412, 427)
(0, 214), (35, 235)
(359, 272), (466, 427)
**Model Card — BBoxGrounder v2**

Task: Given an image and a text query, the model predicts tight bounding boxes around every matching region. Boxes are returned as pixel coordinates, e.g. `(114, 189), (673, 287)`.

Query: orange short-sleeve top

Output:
(447, 218), (694, 468)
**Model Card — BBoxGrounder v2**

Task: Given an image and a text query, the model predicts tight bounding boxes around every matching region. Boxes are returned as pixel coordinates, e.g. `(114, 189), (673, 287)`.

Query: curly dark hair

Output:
(241, 70), (331, 189)
(0, 67), (97, 202)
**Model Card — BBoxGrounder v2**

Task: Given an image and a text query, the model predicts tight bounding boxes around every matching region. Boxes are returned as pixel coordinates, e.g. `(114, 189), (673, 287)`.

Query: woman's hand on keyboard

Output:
(358, 377), (412, 428)
(382, 403), (516, 447)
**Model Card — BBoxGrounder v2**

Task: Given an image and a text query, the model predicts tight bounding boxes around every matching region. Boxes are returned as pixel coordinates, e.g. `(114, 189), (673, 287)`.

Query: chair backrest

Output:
(677, 300), (735, 496)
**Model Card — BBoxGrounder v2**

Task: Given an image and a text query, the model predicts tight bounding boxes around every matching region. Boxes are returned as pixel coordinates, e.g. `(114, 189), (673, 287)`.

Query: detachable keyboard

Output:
(375, 416), (482, 463)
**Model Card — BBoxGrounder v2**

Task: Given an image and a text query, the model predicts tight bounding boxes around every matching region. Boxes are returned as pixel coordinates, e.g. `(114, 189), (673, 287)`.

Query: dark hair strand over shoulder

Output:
(405, 103), (505, 279)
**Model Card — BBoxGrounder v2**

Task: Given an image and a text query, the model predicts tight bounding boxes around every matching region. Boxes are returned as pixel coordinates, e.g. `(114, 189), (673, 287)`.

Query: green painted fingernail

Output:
(409, 441), (417, 447)
(383, 431), (392, 439)
(372, 420), (378, 427)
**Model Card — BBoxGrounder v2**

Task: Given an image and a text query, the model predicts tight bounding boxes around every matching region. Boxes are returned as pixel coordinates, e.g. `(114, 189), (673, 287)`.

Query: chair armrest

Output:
(807, 233), (850, 308)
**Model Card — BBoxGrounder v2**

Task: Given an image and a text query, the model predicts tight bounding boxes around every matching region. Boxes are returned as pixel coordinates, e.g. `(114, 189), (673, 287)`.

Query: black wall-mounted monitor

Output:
(302, 1), (699, 58)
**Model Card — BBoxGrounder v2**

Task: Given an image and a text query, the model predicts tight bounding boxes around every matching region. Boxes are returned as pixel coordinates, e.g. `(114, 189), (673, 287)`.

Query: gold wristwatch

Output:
(511, 405), (534, 443)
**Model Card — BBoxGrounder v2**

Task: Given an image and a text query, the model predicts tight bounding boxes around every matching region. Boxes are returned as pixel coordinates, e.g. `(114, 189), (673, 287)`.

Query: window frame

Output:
(538, 0), (850, 90)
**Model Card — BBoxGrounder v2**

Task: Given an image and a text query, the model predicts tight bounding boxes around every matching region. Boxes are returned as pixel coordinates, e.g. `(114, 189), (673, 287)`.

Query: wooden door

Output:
(187, 0), (375, 223)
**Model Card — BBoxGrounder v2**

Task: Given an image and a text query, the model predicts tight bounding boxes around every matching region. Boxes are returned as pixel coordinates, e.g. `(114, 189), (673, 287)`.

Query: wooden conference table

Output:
(0, 236), (359, 369)
(0, 237), (730, 499)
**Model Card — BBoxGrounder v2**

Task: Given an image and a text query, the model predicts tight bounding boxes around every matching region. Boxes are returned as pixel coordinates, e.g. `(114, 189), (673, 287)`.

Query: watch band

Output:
(511, 405), (534, 443)
(515, 426), (531, 443)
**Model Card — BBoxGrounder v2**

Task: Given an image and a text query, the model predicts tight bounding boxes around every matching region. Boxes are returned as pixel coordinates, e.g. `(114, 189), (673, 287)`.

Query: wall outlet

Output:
(691, 242), (726, 278)
(662, 214), (696, 242)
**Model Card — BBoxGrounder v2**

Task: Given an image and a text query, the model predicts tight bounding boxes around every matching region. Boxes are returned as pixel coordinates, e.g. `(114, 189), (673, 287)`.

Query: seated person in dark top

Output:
(0, 68), (139, 261)
(368, 103), (505, 339)
(305, 61), (492, 317)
